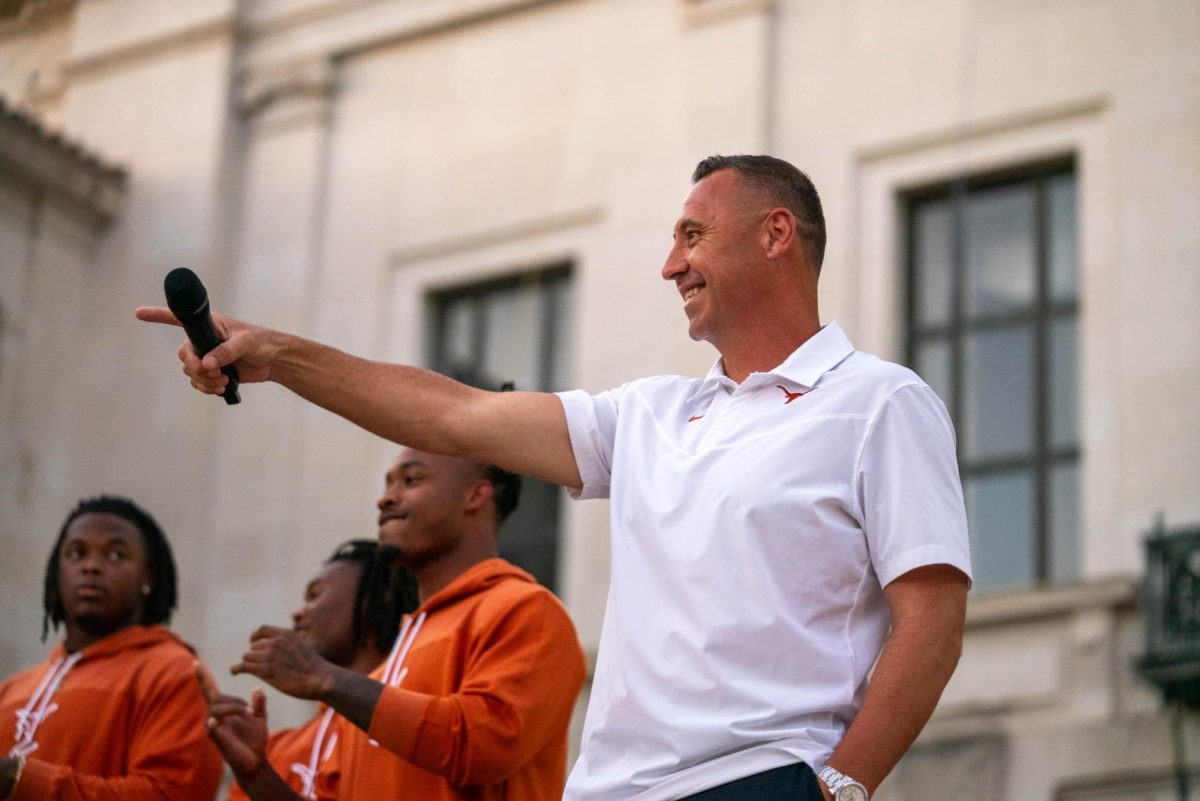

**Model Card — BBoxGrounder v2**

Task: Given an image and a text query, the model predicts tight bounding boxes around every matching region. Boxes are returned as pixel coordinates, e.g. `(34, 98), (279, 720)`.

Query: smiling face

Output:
(57, 512), (151, 644)
(292, 559), (363, 667)
(376, 449), (483, 571)
(661, 169), (778, 347)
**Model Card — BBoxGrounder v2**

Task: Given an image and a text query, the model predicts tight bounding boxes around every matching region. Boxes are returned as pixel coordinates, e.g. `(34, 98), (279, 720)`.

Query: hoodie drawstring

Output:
(368, 611), (427, 748)
(380, 611), (426, 689)
(10, 651), (83, 758)
(289, 706), (338, 799)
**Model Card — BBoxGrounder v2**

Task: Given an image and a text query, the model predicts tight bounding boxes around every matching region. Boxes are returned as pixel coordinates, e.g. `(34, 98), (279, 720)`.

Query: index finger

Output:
(249, 624), (291, 642)
(135, 306), (182, 327)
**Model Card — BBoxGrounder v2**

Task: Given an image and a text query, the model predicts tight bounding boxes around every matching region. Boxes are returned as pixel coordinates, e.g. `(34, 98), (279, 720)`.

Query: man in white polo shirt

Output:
(139, 154), (971, 801)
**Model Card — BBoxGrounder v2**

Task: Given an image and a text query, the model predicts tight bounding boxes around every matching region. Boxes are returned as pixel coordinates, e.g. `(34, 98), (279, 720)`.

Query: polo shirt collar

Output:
(769, 321), (856, 388)
(688, 321), (856, 402)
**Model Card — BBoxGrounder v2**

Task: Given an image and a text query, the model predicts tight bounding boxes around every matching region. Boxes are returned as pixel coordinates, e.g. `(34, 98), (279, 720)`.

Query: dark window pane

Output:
(481, 284), (540, 390)
(1049, 462), (1080, 584)
(441, 299), (474, 368)
(966, 469), (1036, 590)
(905, 168), (1079, 590)
(498, 477), (560, 591)
(914, 338), (952, 409)
(1049, 317), (1079, 449)
(965, 185), (1036, 316)
(428, 267), (572, 592)
(963, 327), (1035, 460)
(548, 276), (574, 391)
(913, 200), (953, 327)
(1047, 174), (1079, 303)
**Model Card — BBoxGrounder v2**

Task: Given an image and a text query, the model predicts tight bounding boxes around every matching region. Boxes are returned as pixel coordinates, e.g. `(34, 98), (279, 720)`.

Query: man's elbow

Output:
(930, 609), (966, 685)
(940, 629), (964, 680)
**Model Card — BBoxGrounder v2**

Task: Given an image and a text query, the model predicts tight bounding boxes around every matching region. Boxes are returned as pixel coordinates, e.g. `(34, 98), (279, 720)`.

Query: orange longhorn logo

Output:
(777, 385), (809, 405)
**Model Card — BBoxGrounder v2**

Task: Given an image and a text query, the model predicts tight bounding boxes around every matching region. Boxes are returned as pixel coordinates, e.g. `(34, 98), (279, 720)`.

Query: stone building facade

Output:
(1, 1), (1198, 798)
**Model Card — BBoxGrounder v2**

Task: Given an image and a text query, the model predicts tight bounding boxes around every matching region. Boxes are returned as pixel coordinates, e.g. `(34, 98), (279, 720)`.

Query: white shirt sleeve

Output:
(556, 388), (621, 500)
(855, 382), (973, 587)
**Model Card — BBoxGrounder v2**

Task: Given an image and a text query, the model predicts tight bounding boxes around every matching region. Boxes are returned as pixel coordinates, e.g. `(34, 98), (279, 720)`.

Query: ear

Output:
(461, 478), (495, 516)
(762, 208), (796, 260)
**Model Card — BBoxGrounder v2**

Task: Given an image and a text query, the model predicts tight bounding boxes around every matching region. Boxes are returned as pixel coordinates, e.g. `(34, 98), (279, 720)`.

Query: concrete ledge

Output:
(966, 575), (1138, 629)
(682, 0), (775, 29)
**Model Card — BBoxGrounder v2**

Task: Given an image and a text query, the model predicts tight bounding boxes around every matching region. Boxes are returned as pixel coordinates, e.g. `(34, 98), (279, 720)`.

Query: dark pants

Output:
(678, 762), (823, 801)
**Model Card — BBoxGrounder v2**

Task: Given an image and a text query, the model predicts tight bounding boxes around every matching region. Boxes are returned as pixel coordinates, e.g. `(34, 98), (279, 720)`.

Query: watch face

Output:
(836, 786), (869, 801)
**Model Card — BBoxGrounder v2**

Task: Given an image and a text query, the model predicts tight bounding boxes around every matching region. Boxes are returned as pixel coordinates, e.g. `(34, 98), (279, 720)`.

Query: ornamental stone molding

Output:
(237, 55), (336, 116)
(0, 95), (126, 221)
(0, 0), (74, 33)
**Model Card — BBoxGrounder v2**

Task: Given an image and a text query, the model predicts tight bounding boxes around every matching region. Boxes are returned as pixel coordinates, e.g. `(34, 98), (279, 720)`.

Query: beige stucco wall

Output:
(1, 0), (1198, 796)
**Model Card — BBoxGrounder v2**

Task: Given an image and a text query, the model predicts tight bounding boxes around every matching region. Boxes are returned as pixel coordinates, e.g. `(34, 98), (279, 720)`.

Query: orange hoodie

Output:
(226, 706), (339, 801)
(315, 558), (585, 801)
(0, 625), (223, 801)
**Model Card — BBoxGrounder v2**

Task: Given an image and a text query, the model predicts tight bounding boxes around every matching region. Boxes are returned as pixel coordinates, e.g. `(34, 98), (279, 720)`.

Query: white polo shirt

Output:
(557, 322), (971, 801)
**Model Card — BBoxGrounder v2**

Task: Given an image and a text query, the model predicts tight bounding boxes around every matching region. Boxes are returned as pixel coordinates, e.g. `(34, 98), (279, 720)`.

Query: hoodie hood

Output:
(375, 558), (539, 692)
(417, 558), (537, 616)
(51, 624), (192, 663)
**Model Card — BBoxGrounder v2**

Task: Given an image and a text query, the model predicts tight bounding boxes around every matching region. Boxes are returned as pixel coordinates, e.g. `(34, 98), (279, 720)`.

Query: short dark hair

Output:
(441, 370), (523, 527)
(43, 495), (178, 641)
(478, 464), (522, 525)
(692, 154), (827, 272)
(326, 540), (419, 654)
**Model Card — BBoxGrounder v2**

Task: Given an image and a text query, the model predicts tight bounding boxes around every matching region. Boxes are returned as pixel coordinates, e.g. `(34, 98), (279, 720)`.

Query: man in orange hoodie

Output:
(201, 449), (586, 801)
(225, 540), (418, 801)
(0, 495), (224, 801)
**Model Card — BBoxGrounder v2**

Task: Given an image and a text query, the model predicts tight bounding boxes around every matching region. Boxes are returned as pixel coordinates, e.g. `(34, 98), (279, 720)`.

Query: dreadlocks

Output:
(43, 495), (177, 642)
(325, 539), (419, 655)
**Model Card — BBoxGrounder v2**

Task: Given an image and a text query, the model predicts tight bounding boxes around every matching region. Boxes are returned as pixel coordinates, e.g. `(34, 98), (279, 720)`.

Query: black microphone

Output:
(163, 268), (241, 405)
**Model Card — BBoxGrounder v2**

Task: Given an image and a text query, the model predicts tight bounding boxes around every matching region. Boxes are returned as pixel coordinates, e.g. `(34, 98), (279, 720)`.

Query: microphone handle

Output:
(181, 313), (241, 405)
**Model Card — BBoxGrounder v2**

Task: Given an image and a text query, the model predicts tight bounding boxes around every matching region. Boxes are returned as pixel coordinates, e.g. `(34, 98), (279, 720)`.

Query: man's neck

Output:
(347, 647), (388, 676)
(64, 619), (137, 653)
(717, 317), (823, 384)
(414, 538), (499, 604)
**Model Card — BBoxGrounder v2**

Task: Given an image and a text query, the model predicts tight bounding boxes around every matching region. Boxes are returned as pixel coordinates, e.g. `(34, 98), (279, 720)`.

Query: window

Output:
(905, 162), (1080, 592)
(427, 264), (574, 592)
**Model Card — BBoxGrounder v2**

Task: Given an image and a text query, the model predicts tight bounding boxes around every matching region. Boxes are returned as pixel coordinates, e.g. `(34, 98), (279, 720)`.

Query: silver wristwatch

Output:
(817, 765), (869, 801)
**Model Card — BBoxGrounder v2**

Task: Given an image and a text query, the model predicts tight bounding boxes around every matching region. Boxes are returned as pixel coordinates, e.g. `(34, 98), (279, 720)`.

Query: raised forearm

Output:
(231, 764), (307, 801)
(318, 665), (385, 734)
(0, 757), (17, 800)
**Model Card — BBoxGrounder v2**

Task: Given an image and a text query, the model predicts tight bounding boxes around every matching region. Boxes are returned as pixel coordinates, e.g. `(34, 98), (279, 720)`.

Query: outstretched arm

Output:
(817, 564), (968, 799)
(135, 308), (581, 489)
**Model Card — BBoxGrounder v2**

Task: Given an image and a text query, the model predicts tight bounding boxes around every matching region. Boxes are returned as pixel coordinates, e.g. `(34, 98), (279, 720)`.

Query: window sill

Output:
(965, 575), (1138, 629)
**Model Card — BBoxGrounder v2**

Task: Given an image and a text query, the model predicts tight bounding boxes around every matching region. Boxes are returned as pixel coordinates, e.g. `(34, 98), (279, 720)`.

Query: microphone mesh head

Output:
(163, 268), (208, 319)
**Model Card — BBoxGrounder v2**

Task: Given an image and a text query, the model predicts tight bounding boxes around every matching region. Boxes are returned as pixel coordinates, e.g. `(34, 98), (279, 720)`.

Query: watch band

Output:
(817, 764), (870, 800)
